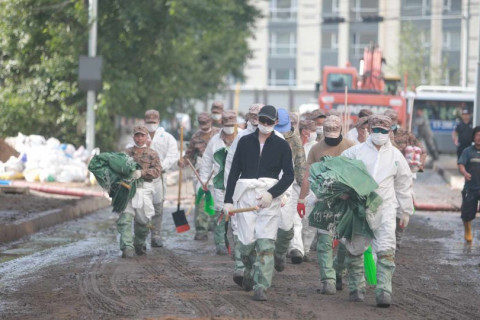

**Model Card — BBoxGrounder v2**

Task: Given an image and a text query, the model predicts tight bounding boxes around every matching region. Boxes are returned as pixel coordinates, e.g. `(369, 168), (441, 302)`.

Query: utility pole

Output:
(475, 13), (480, 127)
(462, 0), (470, 87)
(86, 0), (98, 153)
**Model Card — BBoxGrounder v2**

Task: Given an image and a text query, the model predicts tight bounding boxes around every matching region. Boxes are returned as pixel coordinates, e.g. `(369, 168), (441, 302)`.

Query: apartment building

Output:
(205, 0), (479, 113)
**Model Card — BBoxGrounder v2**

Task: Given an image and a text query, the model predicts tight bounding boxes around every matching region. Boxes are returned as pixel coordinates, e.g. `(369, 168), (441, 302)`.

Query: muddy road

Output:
(1, 170), (480, 320)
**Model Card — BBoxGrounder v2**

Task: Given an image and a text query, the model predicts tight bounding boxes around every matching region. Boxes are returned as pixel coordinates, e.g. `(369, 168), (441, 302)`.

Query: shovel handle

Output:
(186, 159), (205, 188)
(178, 126), (183, 204)
(228, 206), (259, 215)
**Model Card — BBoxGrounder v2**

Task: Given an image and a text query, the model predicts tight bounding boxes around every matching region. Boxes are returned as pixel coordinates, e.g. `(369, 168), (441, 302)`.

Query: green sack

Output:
(213, 148), (227, 190)
(88, 152), (141, 213)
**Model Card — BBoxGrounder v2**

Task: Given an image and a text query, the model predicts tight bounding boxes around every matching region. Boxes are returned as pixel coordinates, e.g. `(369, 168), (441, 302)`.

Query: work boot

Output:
(233, 269), (243, 288)
(242, 273), (254, 292)
(290, 249), (303, 264)
(376, 291), (392, 308)
(252, 287), (267, 301)
(317, 281), (336, 295)
(274, 253), (286, 272)
(151, 237), (163, 248)
(464, 221), (473, 242)
(336, 274), (343, 291)
(121, 247), (135, 259)
(134, 244), (147, 256)
(216, 245), (228, 256)
(194, 233), (208, 241)
(349, 290), (365, 302)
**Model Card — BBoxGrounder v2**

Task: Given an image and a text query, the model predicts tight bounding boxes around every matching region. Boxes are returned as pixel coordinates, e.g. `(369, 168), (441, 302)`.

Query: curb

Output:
(0, 196), (111, 243)
(433, 162), (464, 191)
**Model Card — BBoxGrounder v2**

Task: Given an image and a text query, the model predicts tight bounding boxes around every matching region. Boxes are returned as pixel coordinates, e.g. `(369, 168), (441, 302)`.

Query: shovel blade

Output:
(172, 209), (190, 233)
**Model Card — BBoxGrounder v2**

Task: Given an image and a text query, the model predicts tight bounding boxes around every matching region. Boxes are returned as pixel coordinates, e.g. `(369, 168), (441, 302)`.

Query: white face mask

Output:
(212, 113), (222, 121)
(223, 126), (235, 135)
(258, 123), (274, 134)
(308, 132), (317, 142)
(145, 123), (158, 133)
(316, 126), (324, 135)
(370, 132), (390, 146)
(247, 122), (258, 131)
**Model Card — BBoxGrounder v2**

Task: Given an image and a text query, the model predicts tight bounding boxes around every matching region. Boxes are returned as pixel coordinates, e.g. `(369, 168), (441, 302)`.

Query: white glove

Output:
(256, 191), (273, 208)
(223, 203), (234, 216)
(132, 170), (142, 179)
(399, 213), (410, 229)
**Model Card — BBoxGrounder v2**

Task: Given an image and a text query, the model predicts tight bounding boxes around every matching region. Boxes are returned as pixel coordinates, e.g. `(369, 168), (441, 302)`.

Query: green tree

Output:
(0, 0), (260, 150)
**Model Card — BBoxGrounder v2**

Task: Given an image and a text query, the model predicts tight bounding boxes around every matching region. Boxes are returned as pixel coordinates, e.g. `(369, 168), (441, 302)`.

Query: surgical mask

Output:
(146, 123), (158, 133)
(316, 126), (324, 135)
(370, 132), (390, 146)
(212, 114), (222, 121)
(325, 134), (342, 146)
(223, 126), (235, 135)
(258, 123), (274, 134)
(308, 132), (317, 142)
(201, 127), (212, 133)
(134, 143), (147, 148)
(247, 121), (258, 131)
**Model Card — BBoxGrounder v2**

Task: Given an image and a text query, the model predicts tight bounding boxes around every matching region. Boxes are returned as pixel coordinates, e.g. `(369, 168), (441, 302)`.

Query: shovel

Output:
(172, 126), (190, 233)
(219, 206), (259, 255)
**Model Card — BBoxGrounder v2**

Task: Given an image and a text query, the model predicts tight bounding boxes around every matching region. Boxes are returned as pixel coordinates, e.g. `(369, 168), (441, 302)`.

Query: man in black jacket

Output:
(224, 105), (294, 301)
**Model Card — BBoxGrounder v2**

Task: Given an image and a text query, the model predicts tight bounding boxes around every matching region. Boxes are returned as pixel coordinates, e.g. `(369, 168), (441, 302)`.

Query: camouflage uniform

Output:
(283, 129), (306, 185)
(118, 126), (162, 256)
(184, 119), (220, 240)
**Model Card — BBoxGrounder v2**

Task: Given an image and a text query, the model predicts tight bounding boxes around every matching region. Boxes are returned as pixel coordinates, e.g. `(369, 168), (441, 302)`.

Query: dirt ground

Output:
(1, 171), (480, 319)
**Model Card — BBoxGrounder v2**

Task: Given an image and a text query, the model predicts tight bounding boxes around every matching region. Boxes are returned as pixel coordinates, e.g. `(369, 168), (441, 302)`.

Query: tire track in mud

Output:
(141, 248), (259, 318)
(79, 253), (140, 317)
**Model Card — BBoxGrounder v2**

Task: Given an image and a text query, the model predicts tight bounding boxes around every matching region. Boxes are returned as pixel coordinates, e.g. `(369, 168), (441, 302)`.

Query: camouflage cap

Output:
(197, 112), (212, 129)
(248, 103), (263, 115)
(308, 109), (326, 120)
(326, 109), (341, 117)
(356, 116), (370, 128)
(384, 109), (398, 123)
(299, 119), (316, 132)
(358, 108), (373, 118)
(133, 125), (149, 135)
(144, 109), (160, 123)
(323, 115), (342, 138)
(289, 112), (299, 127)
(368, 114), (392, 130)
(211, 101), (224, 113)
(222, 110), (237, 126)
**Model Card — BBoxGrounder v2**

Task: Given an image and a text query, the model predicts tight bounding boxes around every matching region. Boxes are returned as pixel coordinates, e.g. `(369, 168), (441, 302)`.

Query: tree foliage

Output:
(0, 0), (260, 150)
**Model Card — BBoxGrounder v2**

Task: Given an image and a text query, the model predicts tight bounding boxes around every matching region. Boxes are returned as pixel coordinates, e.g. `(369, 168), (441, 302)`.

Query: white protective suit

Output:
(232, 178), (282, 245)
(341, 137), (414, 253)
(224, 127), (284, 235)
(149, 127), (179, 203)
(125, 181), (156, 225)
(289, 139), (317, 254)
(346, 127), (358, 143)
(199, 130), (230, 211)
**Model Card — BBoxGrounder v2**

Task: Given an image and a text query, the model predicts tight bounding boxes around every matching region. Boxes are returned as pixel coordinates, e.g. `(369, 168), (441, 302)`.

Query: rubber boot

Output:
(346, 252), (365, 302)
(194, 197), (209, 240)
(151, 202), (164, 247)
(464, 220), (473, 242)
(375, 250), (395, 307)
(317, 233), (336, 292)
(238, 242), (256, 291)
(133, 219), (150, 255)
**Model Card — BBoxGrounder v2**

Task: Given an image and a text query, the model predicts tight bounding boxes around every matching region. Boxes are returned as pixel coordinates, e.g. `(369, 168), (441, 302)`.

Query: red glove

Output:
(297, 202), (306, 218)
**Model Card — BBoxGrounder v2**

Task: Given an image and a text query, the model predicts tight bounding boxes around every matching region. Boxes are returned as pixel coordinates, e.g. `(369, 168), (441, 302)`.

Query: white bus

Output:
(411, 86), (475, 154)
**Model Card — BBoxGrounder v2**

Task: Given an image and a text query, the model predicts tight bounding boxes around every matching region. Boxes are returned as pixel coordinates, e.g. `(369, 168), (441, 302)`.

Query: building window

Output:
(404, 0), (430, 15)
(270, 0), (297, 21)
(351, 32), (377, 58)
(421, 30), (431, 49)
(269, 31), (297, 57)
(323, 0), (340, 17)
(322, 32), (338, 51)
(351, 0), (379, 21)
(443, 0), (452, 13)
(269, 68), (296, 86)
(422, 0), (431, 16)
(443, 31), (461, 51)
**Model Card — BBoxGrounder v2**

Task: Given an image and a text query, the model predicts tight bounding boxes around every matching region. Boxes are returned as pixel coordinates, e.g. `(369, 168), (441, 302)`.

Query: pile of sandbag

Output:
(0, 133), (93, 183)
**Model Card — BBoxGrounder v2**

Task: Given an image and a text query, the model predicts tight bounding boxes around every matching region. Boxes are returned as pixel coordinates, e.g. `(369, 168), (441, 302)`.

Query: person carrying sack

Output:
(224, 105), (294, 301)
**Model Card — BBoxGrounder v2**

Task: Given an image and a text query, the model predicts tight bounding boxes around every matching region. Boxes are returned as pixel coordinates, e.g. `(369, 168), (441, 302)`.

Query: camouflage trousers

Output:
(194, 197), (216, 235)
(117, 212), (149, 250)
(238, 239), (275, 291)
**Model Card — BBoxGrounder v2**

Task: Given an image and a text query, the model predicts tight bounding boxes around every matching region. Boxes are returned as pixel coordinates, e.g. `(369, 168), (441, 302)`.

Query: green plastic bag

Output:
(196, 187), (216, 216)
(364, 246), (377, 285)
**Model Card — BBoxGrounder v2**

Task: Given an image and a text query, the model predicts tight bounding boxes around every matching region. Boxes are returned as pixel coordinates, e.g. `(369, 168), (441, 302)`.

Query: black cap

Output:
(258, 105), (278, 121)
